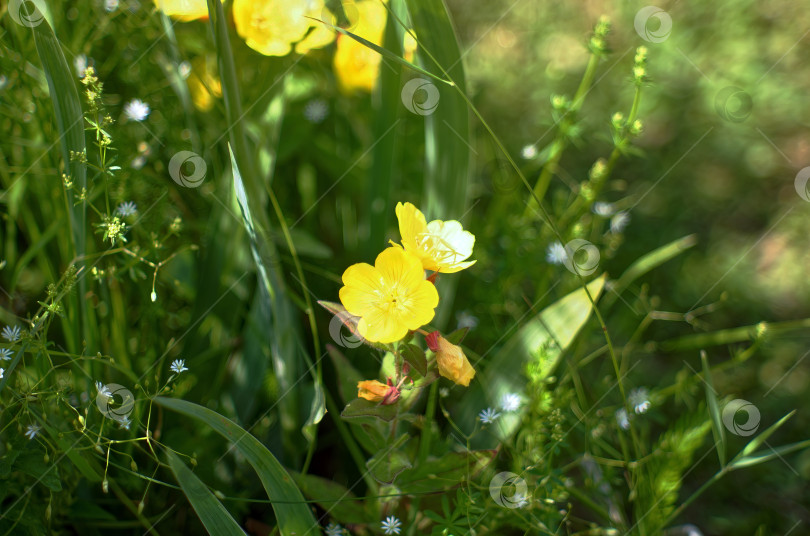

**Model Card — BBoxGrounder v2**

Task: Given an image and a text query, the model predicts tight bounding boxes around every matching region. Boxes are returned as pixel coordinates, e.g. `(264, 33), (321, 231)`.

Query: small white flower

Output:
(178, 61), (192, 80)
(629, 387), (651, 415)
(615, 408), (630, 430)
(439, 387), (450, 398)
(0, 368), (4, 379)
(521, 144), (538, 160)
(610, 211), (630, 234)
(117, 415), (132, 430)
(456, 310), (479, 330)
(131, 155), (147, 170)
(74, 54), (88, 78)
(381, 516), (402, 535)
(25, 424), (41, 440)
(304, 99), (328, 123)
(2, 325), (21, 342)
(499, 393), (522, 412)
(325, 523), (343, 536)
(116, 201), (138, 217)
(592, 201), (614, 217)
(96, 381), (112, 399)
(170, 359), (188, 374)
(0, 348), (12, 361)
(124, 99), (150, 122)
(479, 407), (501, 424)
(513, 492), (530, 508)
(104, 0), (119, 11)
(546, 241), (566, 265)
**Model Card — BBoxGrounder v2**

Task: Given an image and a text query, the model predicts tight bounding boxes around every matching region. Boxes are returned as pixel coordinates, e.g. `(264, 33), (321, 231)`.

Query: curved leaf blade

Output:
(165, 450), (246, 536)
(155, 397), (317, 535)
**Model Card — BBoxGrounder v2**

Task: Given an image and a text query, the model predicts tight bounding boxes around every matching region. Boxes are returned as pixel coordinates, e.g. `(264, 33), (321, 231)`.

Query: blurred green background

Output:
(1, 0), (809, 533)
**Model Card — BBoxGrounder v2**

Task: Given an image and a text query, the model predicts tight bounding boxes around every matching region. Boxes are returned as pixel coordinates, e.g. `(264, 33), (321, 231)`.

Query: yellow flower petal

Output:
(154, 0), (218, 21)
(395, 202), (476, 273)
(357, 379), (388, 402)
(233, 0), (335, 57)
(333, 0), (387, 93)
(338, 247), (438, 344)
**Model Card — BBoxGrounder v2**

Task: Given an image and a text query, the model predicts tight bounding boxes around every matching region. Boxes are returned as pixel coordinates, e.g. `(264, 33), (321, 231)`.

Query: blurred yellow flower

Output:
(154, 0), (219, 21)
(426, 332), (476, 386)
(403, 31), (417, 63)
(232, 0), (336, 56)
(187, 57), (221, 112)
(395, 202), (476, 273)
(333, 0), (387, 93)
(339, 247), (438, 343)
(357, 379), (399, 404)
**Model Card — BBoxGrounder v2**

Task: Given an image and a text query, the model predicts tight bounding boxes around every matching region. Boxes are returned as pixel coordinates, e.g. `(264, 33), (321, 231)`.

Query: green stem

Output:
(418, 381), (439, 463)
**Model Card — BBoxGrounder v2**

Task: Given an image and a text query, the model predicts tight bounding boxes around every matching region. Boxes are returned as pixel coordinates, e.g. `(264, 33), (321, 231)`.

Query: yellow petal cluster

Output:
(339, 247), (438, 343)
(333, 0), (387, 93)
(232, 0), (336, 56)
(395, 202), (476, 273)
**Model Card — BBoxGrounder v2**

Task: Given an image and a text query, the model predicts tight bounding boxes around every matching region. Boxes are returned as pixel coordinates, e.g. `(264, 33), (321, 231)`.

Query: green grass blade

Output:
(365, 2), (405, 258)
(603, 234), (697, 308)
(701, 351), (726, 467)
(729, 439), (810, 470)
(165, 450), (247, 536)
(404, 0), (470, 328)
(32, 18), (92, 351)
(156, 397), (318, 535)
(735, 410), (795, 461)
(310, 17), (451, 85)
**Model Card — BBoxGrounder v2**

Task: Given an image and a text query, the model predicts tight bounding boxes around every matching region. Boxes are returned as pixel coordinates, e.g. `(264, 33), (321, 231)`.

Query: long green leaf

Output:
(405, 0), (470, 328)
(310, 18), (452, 85)
(365, 1), (405, 258)
(729, 439), (810, 470)
(603, 234), (697, 308)
(155, 397), (318, 535)
(458, 276), (606, 437)
(165, 450), (246, 536)
(701, 351), (726, 467)
(32, 17), (92, 351)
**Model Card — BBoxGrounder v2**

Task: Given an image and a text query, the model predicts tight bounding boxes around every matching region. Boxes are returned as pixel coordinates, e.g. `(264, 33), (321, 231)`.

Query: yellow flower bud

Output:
(426, 332), (476, 387)
(357, 379), (401, 405)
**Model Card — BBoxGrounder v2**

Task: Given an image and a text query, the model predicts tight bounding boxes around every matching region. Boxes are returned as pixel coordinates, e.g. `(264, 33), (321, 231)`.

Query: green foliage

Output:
(1, 0), (808, 534)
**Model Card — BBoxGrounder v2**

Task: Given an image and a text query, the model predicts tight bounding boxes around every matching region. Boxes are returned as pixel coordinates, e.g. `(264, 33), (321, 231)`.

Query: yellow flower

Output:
(339, 247), (438, 343)
(333, 0), (386, 93)
(232, 0), (336, 57)
(395, 202), (476, 273)
(187, 57), (221, 112)
(357, 379), (400, 404)
(426, 332), (476, 386)
(154, 0), (219, 21)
